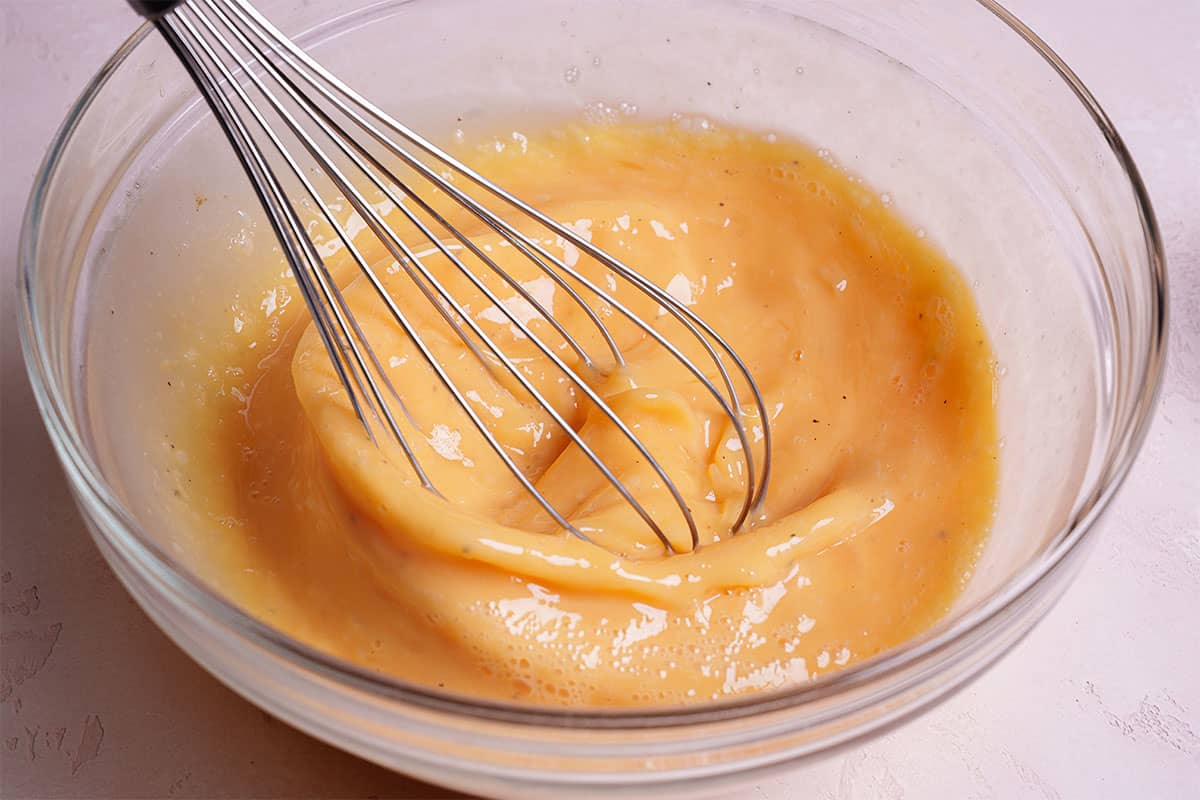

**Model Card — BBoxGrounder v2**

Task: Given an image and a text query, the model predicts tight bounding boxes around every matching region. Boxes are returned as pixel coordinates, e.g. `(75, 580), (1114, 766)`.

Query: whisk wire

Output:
(147, 0), (774, 553)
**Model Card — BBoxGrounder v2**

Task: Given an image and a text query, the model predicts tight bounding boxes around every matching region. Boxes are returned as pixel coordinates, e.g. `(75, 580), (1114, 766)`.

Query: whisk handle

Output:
(128, 0), (186, 19)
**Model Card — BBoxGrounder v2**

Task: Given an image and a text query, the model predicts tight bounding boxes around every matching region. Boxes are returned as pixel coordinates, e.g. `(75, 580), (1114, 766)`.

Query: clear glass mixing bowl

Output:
(18, 0), (1166, 797)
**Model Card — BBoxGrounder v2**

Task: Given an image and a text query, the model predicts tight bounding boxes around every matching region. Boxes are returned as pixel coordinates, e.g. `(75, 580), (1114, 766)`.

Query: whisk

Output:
(128, 0), (772, 553)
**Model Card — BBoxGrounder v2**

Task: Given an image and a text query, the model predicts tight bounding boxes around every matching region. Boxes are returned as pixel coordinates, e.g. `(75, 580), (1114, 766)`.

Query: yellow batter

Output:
(161, 120), (998, 706)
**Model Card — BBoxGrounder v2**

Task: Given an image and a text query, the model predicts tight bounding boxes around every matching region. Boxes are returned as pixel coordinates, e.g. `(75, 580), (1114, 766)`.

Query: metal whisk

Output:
(128, 0), (772, 553)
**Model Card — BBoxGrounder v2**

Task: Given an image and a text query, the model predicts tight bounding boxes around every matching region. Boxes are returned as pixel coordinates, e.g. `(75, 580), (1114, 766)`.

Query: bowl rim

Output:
(16, 0), (1168, 730)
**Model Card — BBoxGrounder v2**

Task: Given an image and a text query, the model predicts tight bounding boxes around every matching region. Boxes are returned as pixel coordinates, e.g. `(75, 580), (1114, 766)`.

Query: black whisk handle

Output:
(128, 0), (186, 20)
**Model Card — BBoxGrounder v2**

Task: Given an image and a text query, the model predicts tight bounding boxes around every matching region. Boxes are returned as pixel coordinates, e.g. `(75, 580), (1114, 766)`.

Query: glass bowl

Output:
(17, 0), (1166, 797)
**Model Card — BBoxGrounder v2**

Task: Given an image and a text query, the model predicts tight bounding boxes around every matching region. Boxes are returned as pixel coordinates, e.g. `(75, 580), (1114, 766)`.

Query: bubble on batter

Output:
(583, 101), (620, 125)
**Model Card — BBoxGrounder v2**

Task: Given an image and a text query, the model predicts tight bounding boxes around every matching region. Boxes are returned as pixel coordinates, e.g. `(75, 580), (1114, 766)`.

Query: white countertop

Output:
(2, 1), (1197, 797)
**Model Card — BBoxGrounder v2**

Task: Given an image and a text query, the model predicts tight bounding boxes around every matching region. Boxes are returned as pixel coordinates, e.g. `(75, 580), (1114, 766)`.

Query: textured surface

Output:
(1, 1), (1197, 797)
